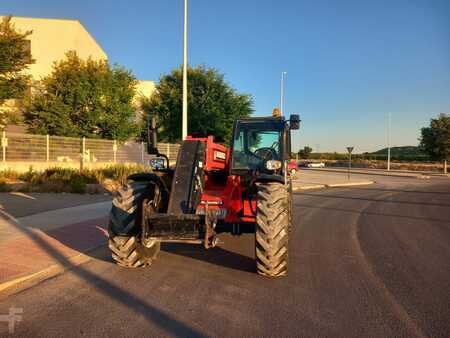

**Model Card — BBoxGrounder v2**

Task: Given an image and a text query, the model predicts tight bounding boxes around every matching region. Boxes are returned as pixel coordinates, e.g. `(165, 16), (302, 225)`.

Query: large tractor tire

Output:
(108, 181), (160, 268)
(256, 182), (290, 277)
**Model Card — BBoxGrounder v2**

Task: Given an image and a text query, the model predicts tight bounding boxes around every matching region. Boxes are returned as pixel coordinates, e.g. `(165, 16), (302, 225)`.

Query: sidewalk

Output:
(292, 170), (374, 190)
(301, 167), (443, 178)
(0, 202), (110, 293)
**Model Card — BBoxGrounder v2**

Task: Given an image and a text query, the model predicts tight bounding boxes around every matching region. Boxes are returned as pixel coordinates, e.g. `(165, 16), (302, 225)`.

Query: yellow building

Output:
(135, 80), (156, 101)
(1, 16), (154, 130)
(7, 16), (108, 80)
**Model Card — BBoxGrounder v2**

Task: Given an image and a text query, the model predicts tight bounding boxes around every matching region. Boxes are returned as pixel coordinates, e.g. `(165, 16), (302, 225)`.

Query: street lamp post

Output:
(387, 112), (391, 171)
(182, 0), (188, 140)
(280, 71), (287, 116)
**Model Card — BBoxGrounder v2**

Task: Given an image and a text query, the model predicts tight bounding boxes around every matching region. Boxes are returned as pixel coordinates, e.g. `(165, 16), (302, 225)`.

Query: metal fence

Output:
(0, 131), (180, 166)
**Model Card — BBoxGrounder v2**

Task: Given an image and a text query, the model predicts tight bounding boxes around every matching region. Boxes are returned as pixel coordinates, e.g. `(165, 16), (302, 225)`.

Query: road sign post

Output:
(346, 147), (354, 181)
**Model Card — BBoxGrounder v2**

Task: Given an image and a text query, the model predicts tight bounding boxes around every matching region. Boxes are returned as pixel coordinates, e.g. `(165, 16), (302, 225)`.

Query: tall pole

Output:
(348, 152), (352, 181)
(280, 71), (287, 116)
(387, 112), (391, 171)
(182, 0), (188, 140)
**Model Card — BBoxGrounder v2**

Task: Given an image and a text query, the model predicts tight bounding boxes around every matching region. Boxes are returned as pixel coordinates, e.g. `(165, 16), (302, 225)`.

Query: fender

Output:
(127, 172), (161, 182)
(128, 172), (171, 212)
(254, 173), (285, 185)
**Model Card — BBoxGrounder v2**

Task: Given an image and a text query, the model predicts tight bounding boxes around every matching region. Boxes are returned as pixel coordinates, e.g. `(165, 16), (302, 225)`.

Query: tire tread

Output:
(108, 181), (160, 268)
(256, 182), (290, 277)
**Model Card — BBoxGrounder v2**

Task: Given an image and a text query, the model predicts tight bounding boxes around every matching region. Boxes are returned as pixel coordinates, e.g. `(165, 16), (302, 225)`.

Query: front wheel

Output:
(108, 181), (160, 268)
(255, 182), (290, 277)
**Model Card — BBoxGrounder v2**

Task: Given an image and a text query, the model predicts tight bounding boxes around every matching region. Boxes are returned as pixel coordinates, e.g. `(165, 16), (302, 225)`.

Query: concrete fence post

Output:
(141, 141), (144, 165)
(1, 131), (6, 163)
(166, 143), (170, 160)
(80, 137), (86, 171)
(46, 134), (50, 162)
(113, 140), (117, 164)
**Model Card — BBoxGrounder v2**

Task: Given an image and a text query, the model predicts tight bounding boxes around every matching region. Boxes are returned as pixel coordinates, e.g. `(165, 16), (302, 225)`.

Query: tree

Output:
(298, 146), (313, 159)
(0, 16), (35, 128)
(141, 65), (253, 143)
(23, 51), (138, 140)
(419, 113), (450, 173)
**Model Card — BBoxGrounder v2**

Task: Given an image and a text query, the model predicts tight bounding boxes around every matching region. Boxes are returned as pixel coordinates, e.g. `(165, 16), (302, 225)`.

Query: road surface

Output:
(1, 174), (449, 337)
(0, 192), (110, 218)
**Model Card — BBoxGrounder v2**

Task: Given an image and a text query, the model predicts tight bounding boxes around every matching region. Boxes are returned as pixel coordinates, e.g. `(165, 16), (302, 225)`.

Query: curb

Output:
(293, 180), (374, 191)
(326, 181), (374, 188)
(0, 242), (106, 295)
(293, 184), (325, 191)
(301, 168), (427, 179)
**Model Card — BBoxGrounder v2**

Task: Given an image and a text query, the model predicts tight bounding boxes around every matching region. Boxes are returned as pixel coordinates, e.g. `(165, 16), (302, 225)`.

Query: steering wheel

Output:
(253, 147), (278, 161)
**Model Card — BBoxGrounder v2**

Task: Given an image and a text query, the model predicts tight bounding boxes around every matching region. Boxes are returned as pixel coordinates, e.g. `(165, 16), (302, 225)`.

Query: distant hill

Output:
(369, 146), (423, 156)
(308, 146), (431, 161)
(364, 146), (429, 160)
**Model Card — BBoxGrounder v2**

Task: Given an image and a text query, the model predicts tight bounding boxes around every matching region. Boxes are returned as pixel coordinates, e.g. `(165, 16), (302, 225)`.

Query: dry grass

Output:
(0, 164), (151, 194)
(324, 159), (445, 172)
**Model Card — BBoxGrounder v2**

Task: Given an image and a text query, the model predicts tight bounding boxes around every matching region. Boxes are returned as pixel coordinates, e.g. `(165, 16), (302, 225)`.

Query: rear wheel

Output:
(108, 181), (160, 268)
(255, 182), (290, 277)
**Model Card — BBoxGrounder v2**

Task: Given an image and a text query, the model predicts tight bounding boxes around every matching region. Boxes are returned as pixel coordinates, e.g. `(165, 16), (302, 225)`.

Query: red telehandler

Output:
(108, 112), (300, 277)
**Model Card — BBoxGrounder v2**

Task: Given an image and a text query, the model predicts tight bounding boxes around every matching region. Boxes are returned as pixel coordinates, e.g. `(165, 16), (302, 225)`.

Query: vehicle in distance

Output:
(299, 161), (326, 168)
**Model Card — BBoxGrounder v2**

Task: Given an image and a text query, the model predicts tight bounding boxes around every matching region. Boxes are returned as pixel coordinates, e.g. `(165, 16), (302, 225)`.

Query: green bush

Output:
(18, 167), (39, 183)
(0, 179), (11, 192)
(70, 176), (87, 193)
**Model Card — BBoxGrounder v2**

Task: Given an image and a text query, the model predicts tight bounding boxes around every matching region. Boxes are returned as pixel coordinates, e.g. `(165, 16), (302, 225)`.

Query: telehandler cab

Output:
(108, 113), (300, 277)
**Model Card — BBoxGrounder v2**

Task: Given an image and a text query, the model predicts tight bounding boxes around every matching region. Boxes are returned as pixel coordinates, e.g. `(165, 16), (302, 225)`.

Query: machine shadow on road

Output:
(161, 242), (256, 273)
(44, 229), (257, 274)
(0, 212), (207, 338)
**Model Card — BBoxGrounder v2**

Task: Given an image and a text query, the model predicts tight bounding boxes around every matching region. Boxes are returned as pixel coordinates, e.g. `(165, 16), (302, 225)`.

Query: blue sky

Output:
(2, 0), (449, 152)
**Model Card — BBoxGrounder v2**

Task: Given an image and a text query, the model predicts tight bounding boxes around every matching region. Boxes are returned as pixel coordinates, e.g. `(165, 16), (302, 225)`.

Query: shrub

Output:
(0, 179), (11, 192)
(70, 176), (87, 193)
(99, 164), (149, 184)
(0, 169), (21, 180)
(0, 164), (151, 193)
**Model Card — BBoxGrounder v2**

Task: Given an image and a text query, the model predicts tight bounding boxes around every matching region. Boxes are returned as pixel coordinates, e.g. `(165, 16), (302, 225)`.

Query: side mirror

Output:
(290, 114), (300, 130)
(147, 116), (159, 155)
(149, 158), (165, 170)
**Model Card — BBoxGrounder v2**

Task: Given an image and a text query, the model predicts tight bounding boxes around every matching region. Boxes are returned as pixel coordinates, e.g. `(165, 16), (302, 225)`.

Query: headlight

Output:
(266, 160), (282, 170)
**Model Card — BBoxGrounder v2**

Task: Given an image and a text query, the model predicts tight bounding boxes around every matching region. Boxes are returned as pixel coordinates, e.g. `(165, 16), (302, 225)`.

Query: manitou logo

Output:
(0, 307), (23, 334)
(213, 150), (227, 161)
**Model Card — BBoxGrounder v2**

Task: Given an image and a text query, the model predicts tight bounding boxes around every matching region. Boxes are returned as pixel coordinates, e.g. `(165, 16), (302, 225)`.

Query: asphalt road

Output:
(0, 192), (111, 218)
(1, 175), (449, 337)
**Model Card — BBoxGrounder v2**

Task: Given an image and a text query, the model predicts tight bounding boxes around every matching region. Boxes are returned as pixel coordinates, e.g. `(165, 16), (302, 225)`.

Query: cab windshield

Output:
(231, 121), (282, 171)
